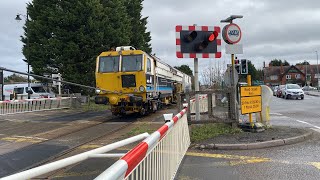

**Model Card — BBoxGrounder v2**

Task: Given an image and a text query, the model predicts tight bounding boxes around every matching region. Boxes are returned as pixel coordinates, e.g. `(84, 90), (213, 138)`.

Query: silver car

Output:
(282, 84), (304, 100)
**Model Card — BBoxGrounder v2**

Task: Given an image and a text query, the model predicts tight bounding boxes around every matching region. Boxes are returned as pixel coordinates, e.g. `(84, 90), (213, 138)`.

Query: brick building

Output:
(263, 63), (320, 87)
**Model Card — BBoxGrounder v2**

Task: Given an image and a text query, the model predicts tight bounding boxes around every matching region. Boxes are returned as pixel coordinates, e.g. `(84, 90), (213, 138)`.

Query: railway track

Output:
(0, 106), (177, 178)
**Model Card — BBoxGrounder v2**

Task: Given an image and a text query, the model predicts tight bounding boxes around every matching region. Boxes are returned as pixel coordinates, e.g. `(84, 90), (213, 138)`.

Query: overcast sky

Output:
(1, 0), (320, 77)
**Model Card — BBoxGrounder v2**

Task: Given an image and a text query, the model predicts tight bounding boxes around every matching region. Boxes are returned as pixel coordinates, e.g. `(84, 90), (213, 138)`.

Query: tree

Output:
(23, 0), (107, 93)
(296, 61), (310, 65)
(124, 0), (152, 53)
(200, 60), (226, 89)
(100, 0), (131, 49)
(174, 65), (193, 76)
(269, 59), (290, 66)
(4, 74), (28, 84)
(239, 61), (260, 82)
(22, 0), (138, 94)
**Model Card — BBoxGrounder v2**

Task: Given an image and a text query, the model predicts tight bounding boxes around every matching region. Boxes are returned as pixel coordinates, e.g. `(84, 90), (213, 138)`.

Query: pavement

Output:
(191, 126), (313, 150)
(304, 90), (320, 97)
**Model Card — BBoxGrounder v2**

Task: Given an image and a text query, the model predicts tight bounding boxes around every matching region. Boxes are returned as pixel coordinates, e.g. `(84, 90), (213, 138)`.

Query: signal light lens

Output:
(184, 31), (197, 42)
(208, 31), (218, 42)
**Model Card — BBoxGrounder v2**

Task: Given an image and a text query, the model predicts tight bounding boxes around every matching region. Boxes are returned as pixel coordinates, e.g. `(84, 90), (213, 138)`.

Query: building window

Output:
(295, 74), (301, 79)
(286, 75), (291, 79)
(270, 75), (278, 80)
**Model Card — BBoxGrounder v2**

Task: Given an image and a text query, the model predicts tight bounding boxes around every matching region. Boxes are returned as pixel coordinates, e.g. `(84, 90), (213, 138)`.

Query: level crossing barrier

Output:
(1, 107), (190, 180)
(95, 107), (190, 180)
(0, 97), (73, 115)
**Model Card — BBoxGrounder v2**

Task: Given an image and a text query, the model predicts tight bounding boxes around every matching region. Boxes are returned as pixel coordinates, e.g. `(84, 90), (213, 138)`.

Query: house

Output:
(263, 63), (320, 87)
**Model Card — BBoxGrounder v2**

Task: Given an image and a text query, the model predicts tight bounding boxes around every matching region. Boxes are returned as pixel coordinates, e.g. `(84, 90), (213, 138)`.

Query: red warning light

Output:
(208, 31), (218, 42)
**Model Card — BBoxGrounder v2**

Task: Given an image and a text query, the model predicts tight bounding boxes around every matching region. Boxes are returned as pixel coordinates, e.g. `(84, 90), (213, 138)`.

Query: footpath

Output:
(305, 90), (320, 97)
(191, 126), (313, 150)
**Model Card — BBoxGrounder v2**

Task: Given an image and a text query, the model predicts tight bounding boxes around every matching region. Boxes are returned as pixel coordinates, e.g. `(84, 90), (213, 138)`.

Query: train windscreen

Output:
(121, 55), (143, 72)
(99, 56), (120, 72)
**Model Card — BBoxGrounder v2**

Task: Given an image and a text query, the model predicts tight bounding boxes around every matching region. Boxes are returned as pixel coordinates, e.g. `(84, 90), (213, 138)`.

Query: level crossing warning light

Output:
(176, 25), (221, 58)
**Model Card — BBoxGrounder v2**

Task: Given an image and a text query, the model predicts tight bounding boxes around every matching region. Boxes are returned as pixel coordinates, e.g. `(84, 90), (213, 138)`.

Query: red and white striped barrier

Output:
(95, 108), (190, 180)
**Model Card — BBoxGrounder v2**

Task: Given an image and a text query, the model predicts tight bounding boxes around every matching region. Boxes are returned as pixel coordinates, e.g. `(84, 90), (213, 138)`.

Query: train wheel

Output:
(140, 108), (146, 116)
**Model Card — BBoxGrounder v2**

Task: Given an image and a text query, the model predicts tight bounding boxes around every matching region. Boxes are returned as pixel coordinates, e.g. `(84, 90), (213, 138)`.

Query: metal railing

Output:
(179, 89), (235, 124)
(1, 133), (150, 180)
(95, 108), (190, 180)
(1, 107), (190, 180)
(0, 97), (74, 115)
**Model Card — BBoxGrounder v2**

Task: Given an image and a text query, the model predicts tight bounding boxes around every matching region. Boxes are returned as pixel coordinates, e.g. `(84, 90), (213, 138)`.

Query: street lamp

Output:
(16, 11), (31, 99)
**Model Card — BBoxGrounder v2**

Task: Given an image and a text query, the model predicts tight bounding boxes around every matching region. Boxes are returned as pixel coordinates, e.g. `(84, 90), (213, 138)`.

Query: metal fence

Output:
(0, 97), (75, 115)
(95, 108), (190, 180)
(179, 88), (236, 124)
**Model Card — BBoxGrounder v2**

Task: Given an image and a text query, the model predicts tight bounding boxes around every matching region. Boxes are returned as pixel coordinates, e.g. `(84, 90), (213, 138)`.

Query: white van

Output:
(3, 83), (55, 100)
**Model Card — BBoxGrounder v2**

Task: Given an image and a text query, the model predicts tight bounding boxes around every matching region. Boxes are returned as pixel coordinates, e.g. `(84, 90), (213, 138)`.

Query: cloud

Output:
(1, 0), (320, 79)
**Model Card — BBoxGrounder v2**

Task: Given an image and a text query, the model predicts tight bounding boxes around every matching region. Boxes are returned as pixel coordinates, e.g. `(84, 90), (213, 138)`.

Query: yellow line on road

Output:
(186, 152), (271, 166)
(310, 162), (320, 170)
(53, 170), (101, 178)
(1, 136), (46, 143)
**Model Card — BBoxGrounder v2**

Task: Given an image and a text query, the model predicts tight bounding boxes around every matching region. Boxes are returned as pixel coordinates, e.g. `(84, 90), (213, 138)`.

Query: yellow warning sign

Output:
(240, 86), (261, 97)
(241, 96), (262, 114)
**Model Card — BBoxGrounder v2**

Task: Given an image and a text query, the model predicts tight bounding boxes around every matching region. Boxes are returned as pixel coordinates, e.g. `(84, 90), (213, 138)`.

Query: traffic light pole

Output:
(231, 54), (238, 121)
(194, 57), (200, 121)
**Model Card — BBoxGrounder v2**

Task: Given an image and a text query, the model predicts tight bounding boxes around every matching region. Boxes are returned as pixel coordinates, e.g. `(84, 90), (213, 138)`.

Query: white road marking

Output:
(269, 113), (283, 116)
(296, 120), (320, 129)
(310, 128), (320, 133)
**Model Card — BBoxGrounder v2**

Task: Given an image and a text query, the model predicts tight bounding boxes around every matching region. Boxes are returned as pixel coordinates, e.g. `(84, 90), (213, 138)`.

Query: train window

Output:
(147, 58), (152, 72)
(122, 55), (143, 72)
(99, 56), (119, 72)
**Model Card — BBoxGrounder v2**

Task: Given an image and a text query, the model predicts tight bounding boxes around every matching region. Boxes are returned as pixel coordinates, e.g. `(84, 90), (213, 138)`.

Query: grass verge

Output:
(126, 123), (158, 137)
(190, 123), (242, 143)
(81, 100), (110, 111)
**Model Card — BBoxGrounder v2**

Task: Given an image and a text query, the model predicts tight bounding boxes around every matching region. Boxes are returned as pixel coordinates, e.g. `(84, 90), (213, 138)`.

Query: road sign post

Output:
(240, 75), (262, 128)
(221, 15), (243, 122)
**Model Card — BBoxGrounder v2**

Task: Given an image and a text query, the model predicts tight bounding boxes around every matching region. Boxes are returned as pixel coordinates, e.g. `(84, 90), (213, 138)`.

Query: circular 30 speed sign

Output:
(222, 23), (242, 44)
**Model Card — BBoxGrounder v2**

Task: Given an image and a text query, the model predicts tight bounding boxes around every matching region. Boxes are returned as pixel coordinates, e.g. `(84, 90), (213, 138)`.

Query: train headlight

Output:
(139, 86), (145, 92)
(95, 89), (101, 94)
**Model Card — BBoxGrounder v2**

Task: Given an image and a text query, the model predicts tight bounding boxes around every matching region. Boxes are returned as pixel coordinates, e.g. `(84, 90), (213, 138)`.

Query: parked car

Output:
(273, 86), (279, 96)
(281, 84), (304, 100)
(276, 85), (285, 97)
(302, 86), (317, 91)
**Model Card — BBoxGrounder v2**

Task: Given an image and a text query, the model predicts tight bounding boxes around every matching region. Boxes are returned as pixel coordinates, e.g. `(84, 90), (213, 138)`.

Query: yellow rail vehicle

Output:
(95, 46), (191, 116)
